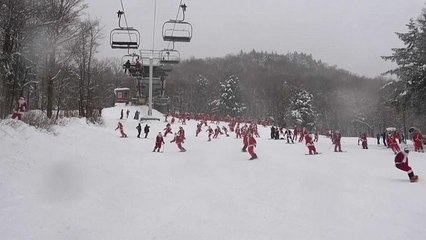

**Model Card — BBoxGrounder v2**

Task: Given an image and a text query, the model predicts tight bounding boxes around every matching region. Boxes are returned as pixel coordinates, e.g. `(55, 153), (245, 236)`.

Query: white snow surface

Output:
(1, 105), (425, 240)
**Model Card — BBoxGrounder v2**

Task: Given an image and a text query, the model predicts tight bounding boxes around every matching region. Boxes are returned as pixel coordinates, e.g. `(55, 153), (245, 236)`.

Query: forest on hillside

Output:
(0, 0), (425, 137)
(165, 50), (423, 136)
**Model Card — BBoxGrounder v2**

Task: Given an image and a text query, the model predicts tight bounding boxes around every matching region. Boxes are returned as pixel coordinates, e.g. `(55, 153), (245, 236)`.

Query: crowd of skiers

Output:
(8, 99), (423, 182)
(117, 109), (423, 165)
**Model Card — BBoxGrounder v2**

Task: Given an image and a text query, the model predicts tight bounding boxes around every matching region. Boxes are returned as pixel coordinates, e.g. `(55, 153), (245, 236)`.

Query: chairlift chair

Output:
(122, 53), (143, 76)
(110, 27), (141, 49)
(162, 20), (192, 42)
(159, 49), (180, 64)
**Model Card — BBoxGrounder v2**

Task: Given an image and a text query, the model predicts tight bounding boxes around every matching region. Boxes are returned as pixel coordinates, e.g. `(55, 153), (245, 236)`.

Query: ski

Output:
(305, 152), (321, 155)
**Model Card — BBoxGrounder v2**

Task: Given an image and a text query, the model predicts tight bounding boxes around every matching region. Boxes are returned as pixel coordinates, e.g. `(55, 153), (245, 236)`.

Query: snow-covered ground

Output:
(1, 105), (425, 240)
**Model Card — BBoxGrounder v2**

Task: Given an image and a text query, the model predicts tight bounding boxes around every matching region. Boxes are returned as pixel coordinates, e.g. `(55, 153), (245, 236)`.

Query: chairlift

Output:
(110, 10), (141, 49)
(110, 27), (141, 49)
(161, 3), (192, 42)
(162, 21), (192, 42)
(159, 49), (180, 64)
(122, 53), (143, 77)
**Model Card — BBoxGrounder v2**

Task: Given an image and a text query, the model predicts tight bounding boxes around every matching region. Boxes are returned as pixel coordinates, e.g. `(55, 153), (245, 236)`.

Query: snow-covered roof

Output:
(114, 88), (130, 95)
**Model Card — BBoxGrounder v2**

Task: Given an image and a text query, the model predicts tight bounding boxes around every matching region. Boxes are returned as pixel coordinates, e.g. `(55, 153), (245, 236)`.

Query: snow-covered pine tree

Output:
(382, 8), (426, 113)
(210, 75), (246, 116)
(286, 89), (317, 128)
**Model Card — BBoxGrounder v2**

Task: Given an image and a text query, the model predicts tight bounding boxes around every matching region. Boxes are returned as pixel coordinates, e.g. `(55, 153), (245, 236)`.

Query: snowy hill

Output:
(0, 105), (425, 240)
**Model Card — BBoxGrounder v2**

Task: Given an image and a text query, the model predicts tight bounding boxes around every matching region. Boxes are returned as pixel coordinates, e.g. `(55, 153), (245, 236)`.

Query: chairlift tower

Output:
(111, 1), (191, 116)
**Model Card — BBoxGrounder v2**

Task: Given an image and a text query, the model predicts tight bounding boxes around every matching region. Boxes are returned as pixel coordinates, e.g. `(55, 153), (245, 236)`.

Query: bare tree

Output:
(38, 0), (87, 118)
(0, 0), (37, 118)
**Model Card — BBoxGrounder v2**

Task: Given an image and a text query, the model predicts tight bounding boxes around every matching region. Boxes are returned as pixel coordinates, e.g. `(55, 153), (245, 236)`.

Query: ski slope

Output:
(1, 105), (425, 240)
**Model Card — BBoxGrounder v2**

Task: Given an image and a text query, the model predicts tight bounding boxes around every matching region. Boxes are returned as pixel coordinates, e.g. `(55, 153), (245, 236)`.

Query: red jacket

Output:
(156, 135), (165, 144)
(116, 122), (124, 131)
(333, 132), (342, 143)
(413, 132), (423, 142)
(305, 134), (313, 145)
(171, 134), (184, 144)
(248, 136), (257, 147)
(394, 152), (407, 164)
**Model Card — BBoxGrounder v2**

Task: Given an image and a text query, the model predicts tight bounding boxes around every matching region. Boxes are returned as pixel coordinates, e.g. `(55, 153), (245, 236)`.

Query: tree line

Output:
(0, 0), (129, 121)
(1, 1), (425, 137)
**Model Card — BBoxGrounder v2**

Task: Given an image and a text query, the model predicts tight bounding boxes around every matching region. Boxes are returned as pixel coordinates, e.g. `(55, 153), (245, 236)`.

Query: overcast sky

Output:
(84, 0), (426, 78)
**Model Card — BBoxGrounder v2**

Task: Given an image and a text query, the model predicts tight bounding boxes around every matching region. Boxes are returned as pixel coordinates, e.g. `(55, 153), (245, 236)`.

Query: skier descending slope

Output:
(247, 131), (258, 160)
(206, 126), (213, 141)
(153, 132), (165, 152)
(115, 122), (127, 138)
(394, 148), (418, 182)
(241, 127), (248, 152)
(170, 132), (186, 152)
(163, 123), (173, 137)
(332, 130), (343, 152)
(305, 132), (319, 155)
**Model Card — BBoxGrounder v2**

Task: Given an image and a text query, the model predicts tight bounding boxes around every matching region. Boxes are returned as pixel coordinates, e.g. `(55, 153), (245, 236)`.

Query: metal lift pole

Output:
(148, 0), (157, 117)
(148, 56), (153, 116)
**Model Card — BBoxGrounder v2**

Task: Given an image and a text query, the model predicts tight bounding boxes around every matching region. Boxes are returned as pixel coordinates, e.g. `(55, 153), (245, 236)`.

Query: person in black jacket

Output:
(136, 123), (142, 138)
(144, 124), (150, 138)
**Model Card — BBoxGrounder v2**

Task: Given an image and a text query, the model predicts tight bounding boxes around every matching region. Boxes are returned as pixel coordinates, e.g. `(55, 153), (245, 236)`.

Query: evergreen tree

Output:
(210, 75), (246, 116)
(286, 89), (316, 128)
(382, 8), (426, 113)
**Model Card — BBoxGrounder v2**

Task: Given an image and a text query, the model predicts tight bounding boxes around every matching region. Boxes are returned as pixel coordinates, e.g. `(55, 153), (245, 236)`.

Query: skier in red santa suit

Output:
(394, 148), (418, 182)
(285, 128), (294, 143)
(178, 126), (186, 140)
(293, 127), (299, 141)
(412, 130), (424, 153)
(299, 127), (307, 142)
(11, 97), (27, 120)
(247, 132), (258, 160)
(213, 126), (223, 139)
(153, 132), (165, 152)
(241, 127), (249, 152)
(252, 124), (260, 137)
(235, 125), (241, 138)
(206, 126), (213, 141)
(163, 123), (172, 137)
(360, 132), (368, 149)
(314, 128), (319, 142)
(222, 126), (229, 137)
(196, 123), (202, 137)
(305, 132), (318, 155)
(115, 122), (127, 137)
(170, 132), (186, 152)
(393, 131), (401, 144)
(332, 130), (343, 152)
(389, 136), (401, 154)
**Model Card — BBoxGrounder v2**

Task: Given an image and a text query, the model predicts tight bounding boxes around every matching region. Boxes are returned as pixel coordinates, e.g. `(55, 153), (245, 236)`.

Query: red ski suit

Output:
(171, 134), (186, 151)
(333, 132), (342, 152)
(248, 136), (257, 158)
(305, 134), (317, 154)
(154, 135), (165, 150)
(11, 97), (27, 120)
(115, 122), (127, 137)
(394, 151), (413, 174)
(412, 132), (424, 152)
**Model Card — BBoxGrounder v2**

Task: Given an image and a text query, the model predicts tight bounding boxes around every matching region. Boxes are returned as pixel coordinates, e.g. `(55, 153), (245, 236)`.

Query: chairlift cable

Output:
(119, 0), (135, 44)
(166, 0), (184, 50)
(152, 0), (157, 56)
